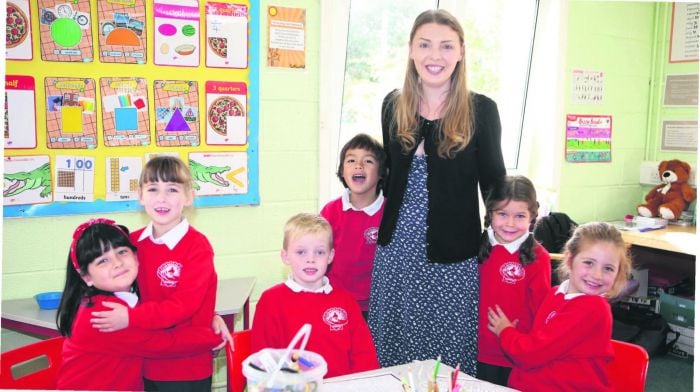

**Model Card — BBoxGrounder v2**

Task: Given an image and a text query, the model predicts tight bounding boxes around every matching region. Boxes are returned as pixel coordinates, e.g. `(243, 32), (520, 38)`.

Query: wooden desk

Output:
(325, 359), (515, 391)
(619, 225), (696, 256)
(1, 276), (256, 339)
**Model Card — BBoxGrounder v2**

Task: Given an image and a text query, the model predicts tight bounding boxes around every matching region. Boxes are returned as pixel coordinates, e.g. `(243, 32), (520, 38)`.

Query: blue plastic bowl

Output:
(34, 292), (62, 310)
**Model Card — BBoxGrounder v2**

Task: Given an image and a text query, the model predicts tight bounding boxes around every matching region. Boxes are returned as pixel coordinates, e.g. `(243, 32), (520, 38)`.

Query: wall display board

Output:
(670, 2), (700, 63)
(4, 0), (259, 217)
(565, 114), (613, 163)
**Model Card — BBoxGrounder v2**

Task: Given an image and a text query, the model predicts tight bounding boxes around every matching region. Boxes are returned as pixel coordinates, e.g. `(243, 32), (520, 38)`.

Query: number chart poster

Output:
(4, 0), (260, 218)
(565, 114), (613, 163)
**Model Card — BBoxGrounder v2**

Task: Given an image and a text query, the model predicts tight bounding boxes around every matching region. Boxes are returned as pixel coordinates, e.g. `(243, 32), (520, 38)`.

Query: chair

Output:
(607, 339), (649, 392)
(226, 329), (252, 392)
(0, 336), (64, 389)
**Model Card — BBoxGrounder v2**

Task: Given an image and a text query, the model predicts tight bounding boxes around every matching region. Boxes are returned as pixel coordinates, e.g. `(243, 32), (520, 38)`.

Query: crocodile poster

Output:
(3, 155), (53, 206)
(189, 152), (248, 195)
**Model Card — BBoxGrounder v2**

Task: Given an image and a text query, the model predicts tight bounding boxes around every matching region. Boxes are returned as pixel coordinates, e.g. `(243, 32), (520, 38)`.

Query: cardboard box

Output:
(660, 292), (694, 328)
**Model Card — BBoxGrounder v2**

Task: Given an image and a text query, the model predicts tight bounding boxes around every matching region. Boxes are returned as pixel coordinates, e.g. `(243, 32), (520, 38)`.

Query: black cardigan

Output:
(378, 90), (506, 263)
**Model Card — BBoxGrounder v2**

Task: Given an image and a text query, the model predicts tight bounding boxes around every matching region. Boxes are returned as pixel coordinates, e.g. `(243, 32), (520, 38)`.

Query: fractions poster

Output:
(6, 0), (34, 60)
(565, 114), (612, 163)
(153, 0), (200, 67)
(100, 77), (150, 147)
(3, 155), (52, 206)
(189, 152), (248, 195)
(38, 0), (94, 62)
(45, 77), (97, 149)
(206, 2), (248, 69)
(105, 156), (142, 201)
(54, 155), (95, 202)
(154, 80), (200, 147)
(205, 81), (247, 145)
(5, 75), (37, 149)
(97, 0), (147, 64)
(267, 6), (306, 68)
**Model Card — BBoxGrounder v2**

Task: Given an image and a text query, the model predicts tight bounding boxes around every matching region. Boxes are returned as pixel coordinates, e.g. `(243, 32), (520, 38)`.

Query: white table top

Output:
(1, 276), (256, 331)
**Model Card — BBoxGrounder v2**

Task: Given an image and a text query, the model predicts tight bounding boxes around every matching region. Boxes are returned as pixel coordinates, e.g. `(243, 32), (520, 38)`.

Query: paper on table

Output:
(323, 373), (403, 391)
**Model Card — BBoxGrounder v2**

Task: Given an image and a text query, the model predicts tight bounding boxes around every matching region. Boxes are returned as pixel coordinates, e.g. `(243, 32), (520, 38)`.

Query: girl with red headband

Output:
(56, 219), (223, 391)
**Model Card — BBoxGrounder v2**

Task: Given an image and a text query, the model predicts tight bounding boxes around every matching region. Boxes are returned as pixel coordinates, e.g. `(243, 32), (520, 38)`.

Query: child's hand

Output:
(90, 302), (129, 332)
(487, 305), (518, 337)
(211, 314), (234, 352)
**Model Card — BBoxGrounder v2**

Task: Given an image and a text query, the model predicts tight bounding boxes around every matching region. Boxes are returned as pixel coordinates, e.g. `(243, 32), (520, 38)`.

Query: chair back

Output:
(226, 329), (252, 392)
(0, 336), (65, 389)
(607, 339), (649, 392)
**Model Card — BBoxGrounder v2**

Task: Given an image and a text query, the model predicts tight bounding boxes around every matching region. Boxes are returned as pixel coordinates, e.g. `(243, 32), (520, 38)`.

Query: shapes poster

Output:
(154, 80), (200, 147)
(54, 155), (95, 202)
(6, 0), (34, 60)
(205, 2), (248, 69)
(3, 155), (52, 206)
(105, 156), (142, 201)
(5, 75), (37, 149)
(153, 0), (200, 67)
(205, 81), (247, 145)
(189, 152), (248, 195)
(565, 114), (612, 163)
(97, 0), (147, 64)
(100, 77), (150, 147)
(38, 0), (93, 62)
(267, 6), (306, 69)
(45, 77), (98, 149)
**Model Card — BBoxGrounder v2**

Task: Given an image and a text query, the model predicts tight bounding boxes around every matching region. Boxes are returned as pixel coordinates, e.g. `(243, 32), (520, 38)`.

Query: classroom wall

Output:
(1, 0), (321, 318)
(559, 1), (698, 223)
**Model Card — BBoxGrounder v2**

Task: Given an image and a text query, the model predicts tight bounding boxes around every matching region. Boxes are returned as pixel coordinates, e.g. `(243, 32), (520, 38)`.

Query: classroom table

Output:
(618, 224), (696, 256)
(324, 359), (516, 391)
(1, 276), (256, 339)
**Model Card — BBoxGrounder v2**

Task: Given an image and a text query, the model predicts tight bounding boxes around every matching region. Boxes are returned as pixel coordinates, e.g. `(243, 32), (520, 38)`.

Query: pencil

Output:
(433, 355), (441, 381)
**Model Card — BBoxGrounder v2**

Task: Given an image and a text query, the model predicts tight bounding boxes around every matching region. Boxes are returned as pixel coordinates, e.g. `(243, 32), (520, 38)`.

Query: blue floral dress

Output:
(368, 153), (480, 375)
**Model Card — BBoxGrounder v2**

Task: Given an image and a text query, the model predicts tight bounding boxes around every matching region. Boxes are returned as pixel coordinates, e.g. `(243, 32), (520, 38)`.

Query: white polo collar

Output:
(487, 227), (530, 254)
(114, 291), (139, 308)
(137, 218), (189, 250)
(341, 189), (384, 216)
(285, 275), (333, 294)
(556, 280), (590, 300)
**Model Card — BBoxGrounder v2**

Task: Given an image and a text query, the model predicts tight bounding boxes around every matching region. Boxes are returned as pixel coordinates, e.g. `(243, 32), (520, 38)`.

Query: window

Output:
(320, 1), (539, 202)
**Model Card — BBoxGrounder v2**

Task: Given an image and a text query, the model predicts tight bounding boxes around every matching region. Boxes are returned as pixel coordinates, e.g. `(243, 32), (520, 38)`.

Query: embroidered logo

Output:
(156, 261), (182, 287)
(322, 307), (349, 331)
(499, 262), (525, 284)
(545, 310), (557, 324)
(364, 227), (379, 245)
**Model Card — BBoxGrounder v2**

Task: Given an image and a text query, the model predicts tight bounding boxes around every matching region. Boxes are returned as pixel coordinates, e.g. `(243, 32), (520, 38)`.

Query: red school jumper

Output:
(129, 220), (218, 382)
(57, 295), (220, 391)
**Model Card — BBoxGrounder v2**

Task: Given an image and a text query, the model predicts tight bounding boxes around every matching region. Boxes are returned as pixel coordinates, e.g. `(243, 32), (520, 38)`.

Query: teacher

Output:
(368, 9), (506, 376)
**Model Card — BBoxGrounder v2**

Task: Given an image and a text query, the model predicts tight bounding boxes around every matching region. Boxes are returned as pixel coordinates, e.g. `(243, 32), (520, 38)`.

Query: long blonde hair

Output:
(392, 9), (472, 158)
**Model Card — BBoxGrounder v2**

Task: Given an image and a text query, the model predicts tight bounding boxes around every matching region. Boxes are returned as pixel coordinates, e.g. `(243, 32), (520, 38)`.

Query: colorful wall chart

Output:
(39, 0), (94, 62)
(565, 114), (613, 163)
(6, 0), (34, 60)
(4, 75), (37, 149)
(97, 0), (147, 64)
(154, 0), (201, 67)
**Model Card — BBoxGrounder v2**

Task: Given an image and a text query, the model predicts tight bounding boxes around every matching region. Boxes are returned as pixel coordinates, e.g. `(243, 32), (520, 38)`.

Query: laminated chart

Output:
(100, 77), (150, 147)
(6, 0), (34, 60)
(97, 0), (147, 64)
(5, 75), (37, 149)
(205, 81), (247, 145)
(267, 5), (306, 68)
(45, 77), (97, 149)
(205, 2), (248, 69)
(154, 0), (200, 67)
(189, 152), (248, 195)
(54, 155), (95, 202)
(3, 155), (52, 206)
(39, 0), (93, 62)
(154, 80), (200, 147)
(105, 156), (142, 201)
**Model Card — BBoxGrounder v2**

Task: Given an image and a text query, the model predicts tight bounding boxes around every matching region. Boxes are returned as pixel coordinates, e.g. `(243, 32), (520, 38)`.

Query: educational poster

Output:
(105, 156), (142, 201)
(189, 152), (248, 195)
(154, 80), (200, 147)
(670, 2), (700, 63)
(565, 114), (612, 163)
(661, 120), (698, 152)
(38, 0), (94, 62)
(663, 74), (699, 106)
(205, 2), (248, 69)
(3, 155), (52, 206)
(205, 81), (247, 145)
(100, 77), (150, 147)
(54, 155), (95, 202)
(97, 0), (147, 64)
(4, 75), (37, 149)
(571, 69), (604, 105)
(267, 6), (306, 69)
(153, 0), (201, 67)
(6, 0), (34, 60)
(45, 77), (98, 149)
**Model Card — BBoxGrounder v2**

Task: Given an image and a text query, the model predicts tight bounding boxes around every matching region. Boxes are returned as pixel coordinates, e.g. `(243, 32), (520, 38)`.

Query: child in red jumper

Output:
(90, 156), (225, 392)
(251, 213), (380, 378)
(487, 222), (632, 392)
(56, 219), (222, 391)
(321, 133), (386, 318)
(476, 175), (551, 386)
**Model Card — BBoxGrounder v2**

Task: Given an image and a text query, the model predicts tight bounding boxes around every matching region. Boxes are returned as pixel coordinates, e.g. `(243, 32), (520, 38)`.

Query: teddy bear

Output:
(637, 159), (696, 220)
